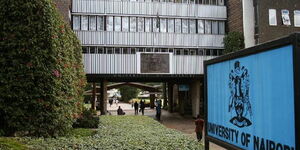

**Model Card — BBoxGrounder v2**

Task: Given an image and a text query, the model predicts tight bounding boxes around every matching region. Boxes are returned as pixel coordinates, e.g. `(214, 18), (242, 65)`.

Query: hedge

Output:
(0, 0), (86, 137)
(19, 116), (203, 150)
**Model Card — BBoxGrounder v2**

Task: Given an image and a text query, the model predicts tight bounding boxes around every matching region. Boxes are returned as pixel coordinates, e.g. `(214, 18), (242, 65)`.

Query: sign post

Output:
(204, 33), (300, 150)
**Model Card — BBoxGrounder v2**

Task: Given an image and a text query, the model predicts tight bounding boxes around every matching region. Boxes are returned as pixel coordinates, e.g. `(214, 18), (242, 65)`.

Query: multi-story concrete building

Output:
(228, 0), (300, 48)
(55, 0), (227, 116)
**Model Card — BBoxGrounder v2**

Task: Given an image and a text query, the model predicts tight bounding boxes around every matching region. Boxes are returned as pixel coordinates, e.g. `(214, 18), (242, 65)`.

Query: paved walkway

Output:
(107, 102), (226, 150)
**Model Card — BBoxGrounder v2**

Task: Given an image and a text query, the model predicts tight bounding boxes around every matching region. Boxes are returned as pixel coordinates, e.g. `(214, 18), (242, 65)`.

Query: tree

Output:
(119, 86), (139, 102)
(223, 32), (245, 54)
(0, 0), (86, 137)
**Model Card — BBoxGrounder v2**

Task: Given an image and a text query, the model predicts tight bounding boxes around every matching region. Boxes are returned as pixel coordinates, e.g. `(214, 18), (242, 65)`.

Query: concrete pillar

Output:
(178, 90), (185, 115)
(100, 80), (107, 115)
(173, 84), (179, 112)
(91, 82), (96, 110)
(163, 82), (167, 107)
(150, 94), (155, 109)
(167, 82), (174, 113)
(191, 80), (201, 118)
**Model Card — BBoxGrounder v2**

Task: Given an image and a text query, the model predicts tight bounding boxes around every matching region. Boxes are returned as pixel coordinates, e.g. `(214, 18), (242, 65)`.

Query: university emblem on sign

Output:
(228, 61), (252, 128)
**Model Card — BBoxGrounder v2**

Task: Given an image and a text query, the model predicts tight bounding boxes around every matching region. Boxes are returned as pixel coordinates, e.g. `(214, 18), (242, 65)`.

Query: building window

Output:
(184, 49), (189, 55)
(90, 47), (97, 53)
(115, 48), (121, 54)
(212, 21), (218, 34)
(114, 17), (121, 31)
(73, 16), (80, 30)
(123, 48), (130, 54)
(97, 16), (104, 31)
(98, 47), (104, 54)
(205, 49), (211, 56)
(197, 20), (204, 34)
(82, 47), (88, 53)
(197, 49), (204, 55)
(130, 17), (137, 32)
(130, 48), (136, 54)
(218, 0), (224, 5)
(146, 48), (152, 52)
(160, 18), (167, 32)
(205, 20), (211, 34)
(168, 19), (175, 33)
(189, 20), (196, 34)
(219, 21), (225, 34)
(190, 49), (196, 55)
(175, 19), (182, 33)
(145, 18), (152, 32)
(153, 18), (160, 32)
(182, 19), (188, 33)
(295, 10), (300, 27)
(107, 16), (114, 31)
(107, 48), (113, 54)
(269, 9), (277, 26)
(122, 17), (129, 32)
(138, 17), (145, 32)
(81, 16), (88, 31)
(89, 16), (96, 31)
(138, 48), (144, 52)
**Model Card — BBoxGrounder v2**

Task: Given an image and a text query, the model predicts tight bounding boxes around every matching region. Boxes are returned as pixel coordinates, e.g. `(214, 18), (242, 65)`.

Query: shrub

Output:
(20, 116), (203, 149)
(0, 0), (86, 137)
(223, 31), (245, 54)
(73, 109), (99, 128)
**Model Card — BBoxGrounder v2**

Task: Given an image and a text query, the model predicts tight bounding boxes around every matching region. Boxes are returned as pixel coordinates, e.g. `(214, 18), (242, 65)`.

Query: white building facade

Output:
(71, 0), (227, 75)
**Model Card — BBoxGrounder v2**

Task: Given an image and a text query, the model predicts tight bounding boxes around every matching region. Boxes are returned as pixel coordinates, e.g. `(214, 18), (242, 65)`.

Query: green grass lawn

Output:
(0, 116), (203, 150)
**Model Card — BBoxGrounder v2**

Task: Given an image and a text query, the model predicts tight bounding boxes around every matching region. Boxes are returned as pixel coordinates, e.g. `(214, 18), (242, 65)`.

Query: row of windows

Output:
(82, 47), (223, 56)
(114, 0), (224, 6)
(73, 15), (225, 35)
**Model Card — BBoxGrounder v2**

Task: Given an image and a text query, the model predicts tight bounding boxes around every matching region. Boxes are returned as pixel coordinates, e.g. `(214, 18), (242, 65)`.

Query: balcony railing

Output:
(75, 31), (224, 48)
(72, 0), (227, 19)
(83, 53), (215, 75)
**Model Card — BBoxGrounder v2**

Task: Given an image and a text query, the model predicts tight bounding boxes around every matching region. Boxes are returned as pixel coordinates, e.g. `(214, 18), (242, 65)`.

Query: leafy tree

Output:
(223, 31), (245, 54)
(119, 86), (139, 102)
(0, 0), (86, 137)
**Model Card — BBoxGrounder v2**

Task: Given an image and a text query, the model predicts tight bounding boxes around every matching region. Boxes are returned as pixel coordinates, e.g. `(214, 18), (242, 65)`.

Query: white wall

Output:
(242, 0), (255, 48)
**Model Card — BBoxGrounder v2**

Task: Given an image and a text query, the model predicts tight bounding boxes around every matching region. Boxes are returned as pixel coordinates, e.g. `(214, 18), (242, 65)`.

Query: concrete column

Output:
(163, 82), (167, 107)
(173, 84), (179, 112)
(150, 94), (155, 109)
(91, 82), (96, 110)
(191, 80), (201, 118)
(100, 80), (107, 115)
(167, 82), (174, 113)
(178, 90), (185, 115)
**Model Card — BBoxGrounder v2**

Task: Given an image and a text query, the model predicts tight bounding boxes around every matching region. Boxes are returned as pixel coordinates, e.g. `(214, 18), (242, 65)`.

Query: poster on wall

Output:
(281, 9), (291, 25)
(294, 10), (300, 27)
(205, 44), (297, 150)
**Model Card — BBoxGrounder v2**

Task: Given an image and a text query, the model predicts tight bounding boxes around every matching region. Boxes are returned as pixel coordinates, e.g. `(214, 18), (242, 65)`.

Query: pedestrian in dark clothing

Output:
(117, 106), (125, 115)
(134, 101), (139, 115)
(195, 114), (204, 142)
(140, 100), (145, 115)
(156, 100), (162, 121)
(109, 99), (113, 107)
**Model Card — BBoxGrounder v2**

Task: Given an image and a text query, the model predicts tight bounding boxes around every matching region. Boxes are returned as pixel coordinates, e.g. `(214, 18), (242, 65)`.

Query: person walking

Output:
(109, 98), (113, 107)
(195, 115), (204, 142)
(140, 100), (145, 115)
(134, 101), (139, 115)
(156, 99), (162, 121)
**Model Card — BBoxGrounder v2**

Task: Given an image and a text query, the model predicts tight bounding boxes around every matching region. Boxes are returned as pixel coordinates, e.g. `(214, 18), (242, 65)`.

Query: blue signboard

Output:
(206, 45), (295, 150)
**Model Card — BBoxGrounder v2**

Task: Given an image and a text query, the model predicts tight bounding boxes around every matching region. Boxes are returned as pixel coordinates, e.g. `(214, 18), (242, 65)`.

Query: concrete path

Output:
(106, 102), (226, 150)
